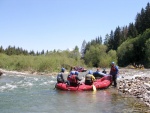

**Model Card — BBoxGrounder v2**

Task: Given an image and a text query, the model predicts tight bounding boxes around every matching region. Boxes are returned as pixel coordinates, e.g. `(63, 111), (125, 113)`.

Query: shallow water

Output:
(0, 72), (149, 113)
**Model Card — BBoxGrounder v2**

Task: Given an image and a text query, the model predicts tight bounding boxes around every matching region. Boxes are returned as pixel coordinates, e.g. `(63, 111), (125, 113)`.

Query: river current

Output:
(0, 71), (149, 113)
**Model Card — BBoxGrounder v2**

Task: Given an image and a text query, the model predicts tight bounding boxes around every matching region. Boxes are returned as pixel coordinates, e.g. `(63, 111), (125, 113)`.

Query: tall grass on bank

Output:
(0, 53), (86, 73)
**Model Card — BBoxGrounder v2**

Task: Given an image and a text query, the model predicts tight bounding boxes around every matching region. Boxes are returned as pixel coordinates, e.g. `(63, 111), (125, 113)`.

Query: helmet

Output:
(61, 68), (65, 72)
(75, 71), (79, 75)
(88, 70), (93, 74)
(111, 62), (115, 65)
(70, 71), (75, 75)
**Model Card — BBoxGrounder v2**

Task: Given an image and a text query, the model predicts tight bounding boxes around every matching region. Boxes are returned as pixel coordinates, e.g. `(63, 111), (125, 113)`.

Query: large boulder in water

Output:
(0, 71), (3, 76)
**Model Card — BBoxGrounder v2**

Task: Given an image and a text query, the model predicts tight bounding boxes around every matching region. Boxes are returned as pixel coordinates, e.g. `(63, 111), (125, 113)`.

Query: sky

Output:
(0, 0), (149, 52)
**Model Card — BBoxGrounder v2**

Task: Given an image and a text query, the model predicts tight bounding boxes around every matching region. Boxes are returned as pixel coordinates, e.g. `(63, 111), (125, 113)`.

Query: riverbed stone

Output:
(117, 69), (150, 107)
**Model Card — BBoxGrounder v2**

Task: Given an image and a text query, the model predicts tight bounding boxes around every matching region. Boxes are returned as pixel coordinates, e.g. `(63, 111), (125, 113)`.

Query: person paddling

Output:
(85, 70), (96, 85)
(57, 68), (65, 83)
(67, 71), (81, 87)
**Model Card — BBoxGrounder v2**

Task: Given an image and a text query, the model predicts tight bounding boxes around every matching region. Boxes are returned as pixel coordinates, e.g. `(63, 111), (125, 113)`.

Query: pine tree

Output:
(0, 46), (4, 53)
(104, 34), (109, 46)
(120, 26), (128, 42)
(127, 23), (138, 38)
(144, 3), (150, 30)
(81, 40), (86, 58)
(107, 30), (114, 51)
(113, 26), (121, 50)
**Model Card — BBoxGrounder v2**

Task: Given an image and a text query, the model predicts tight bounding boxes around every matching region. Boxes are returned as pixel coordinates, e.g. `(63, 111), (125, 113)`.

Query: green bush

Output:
(84, 44), (117, 68)
(0, 50), (86, 73)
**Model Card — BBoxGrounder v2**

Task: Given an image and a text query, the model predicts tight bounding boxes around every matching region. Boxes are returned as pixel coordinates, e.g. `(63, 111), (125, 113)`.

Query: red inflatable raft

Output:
(74, 67), (87, 72)
(56, 75), (112, 91)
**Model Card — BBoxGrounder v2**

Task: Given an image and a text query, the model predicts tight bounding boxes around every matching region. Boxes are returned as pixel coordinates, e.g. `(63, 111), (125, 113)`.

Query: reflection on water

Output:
(0, 73), (149, 113)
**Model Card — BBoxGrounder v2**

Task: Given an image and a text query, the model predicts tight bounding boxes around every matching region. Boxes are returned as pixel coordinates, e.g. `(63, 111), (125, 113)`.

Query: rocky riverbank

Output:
(117, 68), (150, 107)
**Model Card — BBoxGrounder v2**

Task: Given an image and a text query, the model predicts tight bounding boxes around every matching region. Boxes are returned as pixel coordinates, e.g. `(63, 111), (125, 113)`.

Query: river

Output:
(0, 71), (149, 113)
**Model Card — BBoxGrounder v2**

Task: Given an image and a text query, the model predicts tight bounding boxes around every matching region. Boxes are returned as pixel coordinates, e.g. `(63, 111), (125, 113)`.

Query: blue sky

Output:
(0, 0), (149, 52)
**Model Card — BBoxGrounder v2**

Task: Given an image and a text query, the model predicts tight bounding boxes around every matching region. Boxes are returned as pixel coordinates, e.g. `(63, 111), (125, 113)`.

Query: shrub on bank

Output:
(0, 53), (86, 73)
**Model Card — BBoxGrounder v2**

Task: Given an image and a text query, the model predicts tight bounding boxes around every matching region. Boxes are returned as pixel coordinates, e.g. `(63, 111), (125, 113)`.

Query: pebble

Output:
(117, 68), (150, 107)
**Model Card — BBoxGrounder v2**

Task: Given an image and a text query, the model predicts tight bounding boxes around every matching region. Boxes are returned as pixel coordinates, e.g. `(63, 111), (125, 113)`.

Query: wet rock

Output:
(117, 69), (150, 107)
(0, 71), (3, 76)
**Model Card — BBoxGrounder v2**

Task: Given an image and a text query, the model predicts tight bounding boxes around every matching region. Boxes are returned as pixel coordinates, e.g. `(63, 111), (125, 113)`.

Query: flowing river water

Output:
(0, 70), (149, 113)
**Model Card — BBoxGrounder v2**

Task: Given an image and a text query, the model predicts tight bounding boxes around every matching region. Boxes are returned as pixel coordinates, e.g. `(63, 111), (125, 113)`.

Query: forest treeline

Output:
(0, 2), (150, 72)
(82, 2), (150, 68)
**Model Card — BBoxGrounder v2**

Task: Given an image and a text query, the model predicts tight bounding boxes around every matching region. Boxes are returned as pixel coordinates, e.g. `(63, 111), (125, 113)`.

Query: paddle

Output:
(53, 83), (57, 90)
(84, 73), (97, 91)
(92, 84), (97, 91)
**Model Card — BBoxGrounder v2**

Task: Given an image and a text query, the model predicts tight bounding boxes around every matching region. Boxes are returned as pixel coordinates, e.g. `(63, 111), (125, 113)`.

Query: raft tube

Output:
(56, 75), (112, 91)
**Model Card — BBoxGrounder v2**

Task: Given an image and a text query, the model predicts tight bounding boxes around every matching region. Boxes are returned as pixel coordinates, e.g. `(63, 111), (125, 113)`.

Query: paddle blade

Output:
(92, 85), (97, 91)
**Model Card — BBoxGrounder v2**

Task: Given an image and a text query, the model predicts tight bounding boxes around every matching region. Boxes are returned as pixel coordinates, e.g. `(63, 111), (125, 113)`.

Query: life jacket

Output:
(110, 66), (118, 76)
(57, 73), (63, 82)
(85, 74), (94, 85)
(85, 74), (92, 81)
(111, 66), (117, 72)
(67, 75), (77, 83)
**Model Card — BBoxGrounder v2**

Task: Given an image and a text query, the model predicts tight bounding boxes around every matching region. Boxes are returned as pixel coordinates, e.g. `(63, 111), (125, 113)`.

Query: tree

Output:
(145, 38), (150, 67)
(74, 45), (79, 51)
(29, 50), (35, 55)
(0, 46), (4, 53)
(144, 3), (150, 31)
(117, 28), (150, 67)
(96, 36), (102, 44)
(73, 46), (80, 61)
(135, 3), (150, 35)
(127, 23), (138, 38)
(107, 30), (114, 51)
(113, 26), (121, 50)
(81, 40), (86, 58)
(84, 44), (108, 67)
(119, 26), (128, 44)
(41, 50), (45, 55)
(117, 38), (135, 66)
(104, 34), (109, 46)
(107, 50), (117, 64)
(135, 8), (145, 34)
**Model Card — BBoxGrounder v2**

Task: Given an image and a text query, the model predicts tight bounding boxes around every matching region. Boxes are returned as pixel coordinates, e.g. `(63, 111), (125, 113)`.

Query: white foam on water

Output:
(1, 73), (6, 76)
(0, 83), (17, 92)
(17, 80), (23, 84)
(40, 82), (49, 85)
(27, 82), (33, 86)
(50, 80), (56, 84)
(0, 85), (8, 91)
(50, 76), (56, 80)
(6, 83), (17, 89)
(51, 76), (55, 78)
(34, 78), (39, 81)
(20, 82), (33, 87)
(40, 80), (56, 86)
